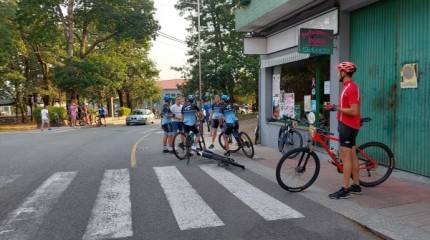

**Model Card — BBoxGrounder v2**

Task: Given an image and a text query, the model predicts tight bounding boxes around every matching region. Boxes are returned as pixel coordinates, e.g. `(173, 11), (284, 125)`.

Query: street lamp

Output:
(197, 0), (202, 110)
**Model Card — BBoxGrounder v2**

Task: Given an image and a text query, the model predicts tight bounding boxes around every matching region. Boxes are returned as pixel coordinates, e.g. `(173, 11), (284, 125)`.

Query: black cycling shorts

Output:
(184, 125), (200, 135)
(211, 119), (220, 129)
(162, 122), (173, 134)
(338, 121), (359, 148)
(223, 122), (239, 136)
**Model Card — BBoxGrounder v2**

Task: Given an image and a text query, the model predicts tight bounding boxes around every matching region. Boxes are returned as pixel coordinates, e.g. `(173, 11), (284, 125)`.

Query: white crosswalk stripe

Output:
(0, 165), (305, 238)
(82, 169), (133, 240)
(199, 164), (304, 220)
(0, 172), (77, 240)
(0, 174), (22, 189)
(154, 166), (225, 230)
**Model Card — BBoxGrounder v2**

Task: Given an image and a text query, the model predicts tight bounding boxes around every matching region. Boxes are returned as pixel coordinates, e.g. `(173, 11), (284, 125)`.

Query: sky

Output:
(150, 1), (189, 80)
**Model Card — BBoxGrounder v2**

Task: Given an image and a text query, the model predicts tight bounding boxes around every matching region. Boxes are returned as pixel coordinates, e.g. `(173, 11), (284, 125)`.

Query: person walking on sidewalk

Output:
(208, 95), (223, 149)
(69, 100), (77, 127)
(170, 96), (184, 134)
(97, 105), (107, 127)
(325, 61), (362, 199)
(40, 105), (51, 131)
(161, 95), (174, 153)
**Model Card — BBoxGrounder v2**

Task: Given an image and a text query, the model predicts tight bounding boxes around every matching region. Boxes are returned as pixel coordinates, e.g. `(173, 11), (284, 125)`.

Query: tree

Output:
(174, 0), (259, 104)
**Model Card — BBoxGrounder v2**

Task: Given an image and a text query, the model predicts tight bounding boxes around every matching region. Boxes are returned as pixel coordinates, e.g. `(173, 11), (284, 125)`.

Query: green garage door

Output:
(350, 0), (430, 176)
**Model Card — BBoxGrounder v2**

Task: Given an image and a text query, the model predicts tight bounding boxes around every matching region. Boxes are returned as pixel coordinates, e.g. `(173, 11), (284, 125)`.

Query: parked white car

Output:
(238, 105), (252, 114)
(126, 109), (155, 125)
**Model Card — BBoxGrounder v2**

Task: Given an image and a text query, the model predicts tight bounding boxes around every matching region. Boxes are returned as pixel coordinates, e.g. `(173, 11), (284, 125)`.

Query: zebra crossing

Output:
(0, 165), (304, 239)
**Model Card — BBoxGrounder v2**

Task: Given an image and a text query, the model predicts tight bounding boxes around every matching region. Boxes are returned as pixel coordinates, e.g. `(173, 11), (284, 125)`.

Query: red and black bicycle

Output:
(276, 113), (395, 192)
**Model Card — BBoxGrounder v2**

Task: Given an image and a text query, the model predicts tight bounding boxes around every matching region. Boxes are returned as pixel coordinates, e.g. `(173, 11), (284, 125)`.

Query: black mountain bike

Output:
(278, 115), (303, 156)
(218, 122), (254, 158)
(172, 130), (206, 161)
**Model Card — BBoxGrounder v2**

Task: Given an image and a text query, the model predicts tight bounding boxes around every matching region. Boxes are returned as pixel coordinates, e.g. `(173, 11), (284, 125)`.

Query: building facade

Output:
(156, 79), (186, 106)
(235, 0), (430, 176)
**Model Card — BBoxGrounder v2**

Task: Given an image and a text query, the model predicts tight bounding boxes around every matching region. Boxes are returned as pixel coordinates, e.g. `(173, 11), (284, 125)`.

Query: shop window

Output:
(272, 56), (330, 129)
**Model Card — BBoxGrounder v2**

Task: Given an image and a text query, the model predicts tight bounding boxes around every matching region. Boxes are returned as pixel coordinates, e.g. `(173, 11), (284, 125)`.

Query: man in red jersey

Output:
(325, 61), (362, 199)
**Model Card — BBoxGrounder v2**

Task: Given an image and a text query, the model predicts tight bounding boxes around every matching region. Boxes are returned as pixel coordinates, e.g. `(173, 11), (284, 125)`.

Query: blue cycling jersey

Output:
(212, 102), (223, 118)
(203, 104), (211, 118)
(161, 104), (172, 125)
(220, 103), (238, 124)
(182, 103), (200, 126)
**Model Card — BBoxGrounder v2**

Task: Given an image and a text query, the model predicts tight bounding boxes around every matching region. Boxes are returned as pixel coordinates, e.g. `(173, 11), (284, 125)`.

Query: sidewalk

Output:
(202, 134), (430, 240)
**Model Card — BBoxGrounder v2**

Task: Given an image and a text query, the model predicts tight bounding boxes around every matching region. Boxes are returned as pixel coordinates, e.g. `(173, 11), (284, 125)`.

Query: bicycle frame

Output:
(308, 127), (378, 173)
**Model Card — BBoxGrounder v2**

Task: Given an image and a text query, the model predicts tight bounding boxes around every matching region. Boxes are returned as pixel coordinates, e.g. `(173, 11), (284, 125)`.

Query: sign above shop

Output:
(299, 28), (334, 55)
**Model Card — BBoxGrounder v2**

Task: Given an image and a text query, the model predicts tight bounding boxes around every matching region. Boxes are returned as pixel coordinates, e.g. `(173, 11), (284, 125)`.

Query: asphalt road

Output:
(0, 122), (381, 240)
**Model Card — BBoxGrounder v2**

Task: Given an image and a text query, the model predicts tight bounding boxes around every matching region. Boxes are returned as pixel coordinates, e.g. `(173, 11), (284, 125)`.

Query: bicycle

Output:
(172, 122), (207, 161)
(218, 122), (255, 158)
(277, 115), (303, 156)
(276, 114), (395, 192)
(53, 114), (62, 127)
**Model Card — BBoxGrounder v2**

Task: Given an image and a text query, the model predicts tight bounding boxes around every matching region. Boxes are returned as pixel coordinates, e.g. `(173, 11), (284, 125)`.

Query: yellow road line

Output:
(131, 132), (152, 169)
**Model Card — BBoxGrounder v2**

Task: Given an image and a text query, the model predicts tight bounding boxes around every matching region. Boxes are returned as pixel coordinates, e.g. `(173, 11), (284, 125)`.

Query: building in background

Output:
(156, 79), (186, 106)
(235, 0), (430, 177)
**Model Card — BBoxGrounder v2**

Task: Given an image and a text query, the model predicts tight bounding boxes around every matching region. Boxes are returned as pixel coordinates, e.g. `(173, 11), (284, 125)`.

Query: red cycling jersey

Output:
(337, 80), (361, 130)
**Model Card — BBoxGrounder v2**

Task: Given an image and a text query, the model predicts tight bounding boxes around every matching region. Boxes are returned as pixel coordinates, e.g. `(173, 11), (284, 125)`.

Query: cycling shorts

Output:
(184, 125), (200, 136)
(211, 119), (220, 129)
(338, 121), (358, 148)
(223, 121), (239, 136)
(162, 123), (173, 135)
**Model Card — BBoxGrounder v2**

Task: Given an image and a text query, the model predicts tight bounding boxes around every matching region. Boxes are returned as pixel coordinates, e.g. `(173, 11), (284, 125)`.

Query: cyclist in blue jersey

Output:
(219, 95), (239, 156)
(161, 95), (174, 153)
(203, 99), (211, 133)
(209, 95), (223, 149)
(181, 95), (203, 151)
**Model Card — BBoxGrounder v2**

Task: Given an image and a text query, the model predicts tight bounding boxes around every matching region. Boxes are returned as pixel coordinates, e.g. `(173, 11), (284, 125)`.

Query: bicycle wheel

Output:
(218, 133), (241, 153)
(357, 142), (395, 187)
(172, 132), (188, 160)
(281, 129), (303, 156)
(276, 147), (320, 192)
(239, 132), (254, 158)
(277, 126), (287, 152)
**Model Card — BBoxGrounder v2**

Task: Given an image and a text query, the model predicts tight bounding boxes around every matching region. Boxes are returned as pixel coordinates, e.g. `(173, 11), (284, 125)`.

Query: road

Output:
(0, 122), (381, 240)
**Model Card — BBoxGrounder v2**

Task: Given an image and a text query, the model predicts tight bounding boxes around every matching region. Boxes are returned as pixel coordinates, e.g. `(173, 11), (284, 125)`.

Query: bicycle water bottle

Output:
(189, 132), (195, 143)
(329, 147), (339, 160)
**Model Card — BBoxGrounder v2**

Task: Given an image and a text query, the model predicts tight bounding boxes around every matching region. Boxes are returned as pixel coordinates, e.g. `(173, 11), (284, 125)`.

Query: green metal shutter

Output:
(350, 0), (430, 176)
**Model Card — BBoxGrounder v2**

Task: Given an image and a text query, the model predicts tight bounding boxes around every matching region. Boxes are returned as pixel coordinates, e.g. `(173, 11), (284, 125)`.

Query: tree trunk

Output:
(125, 91), (132, 109)
(67, 0), (75, 57)
(117, 89), (124, 107)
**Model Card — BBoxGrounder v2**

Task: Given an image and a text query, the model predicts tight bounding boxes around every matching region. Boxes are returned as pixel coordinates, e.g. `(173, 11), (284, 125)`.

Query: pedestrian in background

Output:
(170, 96), (184, 133)
(69, 100), (77, 127)
(40, 105), (51, 131)
(203, 99), (211, 134)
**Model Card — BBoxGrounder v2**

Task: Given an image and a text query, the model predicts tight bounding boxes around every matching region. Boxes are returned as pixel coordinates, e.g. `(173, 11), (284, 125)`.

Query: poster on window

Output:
(304, 95), (311, 112)
(272, 96), (280, 119)
(280, 92), (295, 118)
(272, 74), (280, 96)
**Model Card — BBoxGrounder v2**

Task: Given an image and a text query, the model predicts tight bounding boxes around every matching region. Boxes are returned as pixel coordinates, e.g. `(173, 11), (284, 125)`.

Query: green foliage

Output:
(33, 106), (67, 123)
(175, 0), (260, 102)
(1, 0), (161, 110)
(119, 107), (131, 117)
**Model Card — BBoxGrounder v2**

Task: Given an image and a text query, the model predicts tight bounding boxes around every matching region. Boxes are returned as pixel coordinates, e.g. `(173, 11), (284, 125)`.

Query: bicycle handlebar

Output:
(301, 117), (373, 136)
